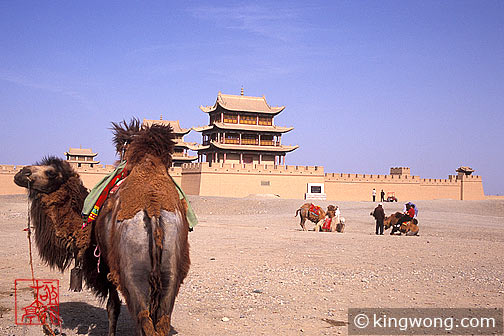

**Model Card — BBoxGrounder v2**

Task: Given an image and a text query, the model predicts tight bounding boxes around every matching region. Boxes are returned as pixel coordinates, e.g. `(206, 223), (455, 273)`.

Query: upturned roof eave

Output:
(65, 153), (98, 157)
(143, 119), (192, 135)
(200, 103), (285, 115)
(66, 160), (101, 164)
(172, 156), (198, 161)
(197, 142), (299, 153)
(175, 142), (201, 150)
(192, 125), (212, 132)
(192, 123), (294, 133)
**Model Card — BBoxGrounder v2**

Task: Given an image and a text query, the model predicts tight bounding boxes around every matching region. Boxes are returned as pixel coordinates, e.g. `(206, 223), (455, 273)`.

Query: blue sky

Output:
(0, 1), (503, 195)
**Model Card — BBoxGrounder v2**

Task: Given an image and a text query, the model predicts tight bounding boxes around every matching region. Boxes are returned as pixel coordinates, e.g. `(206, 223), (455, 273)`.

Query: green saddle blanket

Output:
(82, 161), (198, 229)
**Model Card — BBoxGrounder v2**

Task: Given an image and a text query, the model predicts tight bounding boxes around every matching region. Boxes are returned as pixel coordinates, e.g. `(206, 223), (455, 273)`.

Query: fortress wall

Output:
(0, 165), (26, 195)
(324, 179), (420, 201)
(324, 173), (421, 201)
(181, 162), (325, 198)
(324, 173), (466, 201)
(459, 175), (485, 200)
(0, 163), (487, 201)
(182, 162), (323, 174)
(417, 176), (460, 200)
(169, 167), (182, 186)
(75, 165), (114, 190)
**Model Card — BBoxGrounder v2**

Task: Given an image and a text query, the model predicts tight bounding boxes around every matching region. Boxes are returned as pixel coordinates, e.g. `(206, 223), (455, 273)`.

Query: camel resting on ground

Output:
(384, 212), (419, 236)
(314, 205), (346, 232)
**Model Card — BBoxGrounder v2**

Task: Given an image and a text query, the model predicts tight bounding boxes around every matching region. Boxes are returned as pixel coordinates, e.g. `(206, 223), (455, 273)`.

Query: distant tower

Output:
(142, 118), (199, 167)
(390, 167), (411, 176)
(64, 147), (100, 169)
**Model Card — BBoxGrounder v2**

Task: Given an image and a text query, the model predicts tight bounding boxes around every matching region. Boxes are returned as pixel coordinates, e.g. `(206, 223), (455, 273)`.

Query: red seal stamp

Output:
(14, 279), (61, 326)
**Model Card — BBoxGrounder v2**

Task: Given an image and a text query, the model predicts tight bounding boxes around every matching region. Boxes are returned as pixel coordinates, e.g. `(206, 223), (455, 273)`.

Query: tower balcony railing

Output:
(172, 152), (192, 158)
(241, 138), (259, 145)
(204, 139), (282, 146)
(223, 138), (240, 144)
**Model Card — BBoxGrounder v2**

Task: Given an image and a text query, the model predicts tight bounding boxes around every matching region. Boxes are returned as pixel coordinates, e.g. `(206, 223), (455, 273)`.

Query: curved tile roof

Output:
(192, 122), (294, 133)
(200, 92), (285, 114)
(142, 119), (191, 135)
(202, 141), (298, 153)
(65, 148), (97, 156)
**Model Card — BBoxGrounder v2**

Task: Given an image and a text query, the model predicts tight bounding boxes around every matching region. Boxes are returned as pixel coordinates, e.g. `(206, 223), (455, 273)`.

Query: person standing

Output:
(372, 203), (385, 235)
(380, 189), (385, 202)
(372, 188), (376, 202)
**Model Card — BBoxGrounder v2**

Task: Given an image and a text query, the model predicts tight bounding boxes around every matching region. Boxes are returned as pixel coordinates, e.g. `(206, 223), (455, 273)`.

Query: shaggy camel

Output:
(14, 120), (190, 336)
(384, 212), (419, 236)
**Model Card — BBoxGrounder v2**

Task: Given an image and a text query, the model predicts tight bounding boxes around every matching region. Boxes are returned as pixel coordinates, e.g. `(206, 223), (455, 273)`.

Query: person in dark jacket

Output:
(380, 189), (385, 202)
(371, 203), (385, 235)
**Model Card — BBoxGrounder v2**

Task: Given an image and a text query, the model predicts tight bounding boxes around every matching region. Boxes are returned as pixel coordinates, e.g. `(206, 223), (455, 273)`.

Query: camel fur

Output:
(14, 120), (191, 336)
(384, 212), (419, 236)
(295, 203), (326, 231)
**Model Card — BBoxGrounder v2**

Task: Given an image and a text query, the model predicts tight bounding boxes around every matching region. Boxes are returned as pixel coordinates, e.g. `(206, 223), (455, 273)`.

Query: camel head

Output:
(326, 205), (336, 218)
(14, 156), (76, 196)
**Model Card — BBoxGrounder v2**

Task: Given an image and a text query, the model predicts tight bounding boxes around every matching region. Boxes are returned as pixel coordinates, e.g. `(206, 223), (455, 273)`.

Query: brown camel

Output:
(295, 203), (326, 231)
(14, 120), (190, 336)
(384, 212), (419, 236)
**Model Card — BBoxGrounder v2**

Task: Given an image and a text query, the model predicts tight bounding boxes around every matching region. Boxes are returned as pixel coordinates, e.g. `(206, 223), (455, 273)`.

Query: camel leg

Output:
(316, 218), (325, 232)
(107, 287), (121, 336)
(300, 218), (307, 231)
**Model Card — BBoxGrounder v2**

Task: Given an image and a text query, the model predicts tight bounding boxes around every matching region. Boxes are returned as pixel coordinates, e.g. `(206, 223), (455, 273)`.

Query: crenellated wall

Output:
(323, 171), (484, 201)
(181, 162), (324, 198)
(324, 172), (421, 201)
(0, 163), (486, 200)
(458, 174), (485, 200)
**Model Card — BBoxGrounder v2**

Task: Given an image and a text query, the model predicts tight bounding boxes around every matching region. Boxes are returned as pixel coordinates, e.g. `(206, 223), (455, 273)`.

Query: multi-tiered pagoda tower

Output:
(64, 147), (100, 169)
(193, 91), (298, 165)
(143, 118), (199, 167)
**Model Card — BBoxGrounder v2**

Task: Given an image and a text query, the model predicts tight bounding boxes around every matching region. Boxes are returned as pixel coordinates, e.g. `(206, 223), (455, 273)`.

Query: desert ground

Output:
(0, 194), (503, 335)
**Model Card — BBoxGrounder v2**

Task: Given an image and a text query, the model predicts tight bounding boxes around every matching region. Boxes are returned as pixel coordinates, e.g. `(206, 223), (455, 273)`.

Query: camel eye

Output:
(45, 170), (57, 178)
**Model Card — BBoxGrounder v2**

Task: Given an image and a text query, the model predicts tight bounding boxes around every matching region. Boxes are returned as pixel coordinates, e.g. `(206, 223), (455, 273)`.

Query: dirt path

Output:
(0, 195), (503, 335)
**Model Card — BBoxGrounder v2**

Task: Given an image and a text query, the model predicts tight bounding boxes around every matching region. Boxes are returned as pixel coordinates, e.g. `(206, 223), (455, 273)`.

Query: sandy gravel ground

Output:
(0, 194), (503, 335)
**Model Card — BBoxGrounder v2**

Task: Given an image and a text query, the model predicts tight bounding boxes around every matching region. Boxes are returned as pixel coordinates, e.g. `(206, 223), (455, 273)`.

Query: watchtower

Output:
(193, 90), (298, 165)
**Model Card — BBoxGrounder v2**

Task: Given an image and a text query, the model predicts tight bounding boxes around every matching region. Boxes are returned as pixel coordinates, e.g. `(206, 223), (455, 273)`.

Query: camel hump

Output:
(117, 159), (180, 221)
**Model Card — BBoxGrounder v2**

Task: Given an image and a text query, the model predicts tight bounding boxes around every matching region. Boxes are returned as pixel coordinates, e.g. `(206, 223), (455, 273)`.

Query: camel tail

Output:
(295, 208), (300, 217)
(151, 209), (190, 335)
(146, 213), (164, 325)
